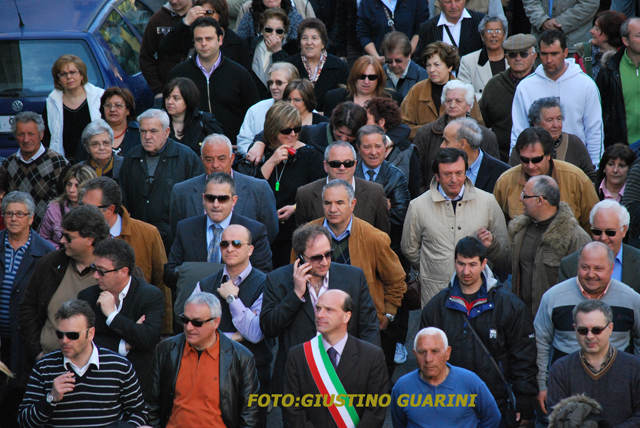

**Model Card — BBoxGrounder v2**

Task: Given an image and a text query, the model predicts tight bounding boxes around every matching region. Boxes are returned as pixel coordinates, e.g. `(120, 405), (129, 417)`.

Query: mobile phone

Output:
(297, 254), (305, 265)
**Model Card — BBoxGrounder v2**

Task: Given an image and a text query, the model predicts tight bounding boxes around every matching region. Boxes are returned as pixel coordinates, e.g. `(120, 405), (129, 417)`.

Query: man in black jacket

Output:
(421, 236), (538, 427)
(148, 291), (259, 427)
(168, 17), (259, 142)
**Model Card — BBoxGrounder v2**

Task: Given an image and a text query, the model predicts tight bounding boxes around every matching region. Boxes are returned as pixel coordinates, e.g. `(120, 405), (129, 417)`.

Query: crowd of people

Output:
(3, 0), (640, 426)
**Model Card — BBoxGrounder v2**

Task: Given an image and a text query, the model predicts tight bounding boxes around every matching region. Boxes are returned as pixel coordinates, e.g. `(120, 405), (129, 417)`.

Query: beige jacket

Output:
(401, 178), (510, 306)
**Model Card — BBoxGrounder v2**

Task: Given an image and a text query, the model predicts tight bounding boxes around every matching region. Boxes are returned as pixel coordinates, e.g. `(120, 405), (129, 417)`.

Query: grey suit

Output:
(169, 171), (278, 242)
(558, 243), (640, 293)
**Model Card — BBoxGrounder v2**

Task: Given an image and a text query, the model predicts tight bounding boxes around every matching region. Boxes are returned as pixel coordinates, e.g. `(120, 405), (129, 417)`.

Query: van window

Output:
(116, 0), (153, 36)
(99, 10), (142, 76)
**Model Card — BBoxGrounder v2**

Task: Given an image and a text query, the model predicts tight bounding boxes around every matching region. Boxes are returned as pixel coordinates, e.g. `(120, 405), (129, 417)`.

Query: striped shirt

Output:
(0, 231), (31, 336)
(18, 346), (148, 427)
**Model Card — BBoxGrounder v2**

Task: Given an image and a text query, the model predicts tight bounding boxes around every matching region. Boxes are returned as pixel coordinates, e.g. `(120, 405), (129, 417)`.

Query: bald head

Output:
(315, 289), (352, 340)
(580, 241), (615, 266)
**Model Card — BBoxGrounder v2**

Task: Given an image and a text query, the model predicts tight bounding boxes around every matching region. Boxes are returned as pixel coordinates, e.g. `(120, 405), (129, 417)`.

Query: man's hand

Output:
(293, 258), (312, 299)
(542, 18), (562, 31)
(125, 315), (146, 352)
(379, 316), (390, 331)
(537, 390), (548, 414)
(476, 227), (493, 248)
(278, 204), (296, 221)
(97, 291), (117, 317)
(183, 5), (208, 26)
(231, 332), (244, 342)
(218, 280), (239, 300)
(51, 372), (75, 402)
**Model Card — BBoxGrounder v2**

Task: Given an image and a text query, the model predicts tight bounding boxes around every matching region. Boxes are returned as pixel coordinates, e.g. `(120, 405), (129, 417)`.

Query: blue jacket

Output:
(384, 60), (428, 100)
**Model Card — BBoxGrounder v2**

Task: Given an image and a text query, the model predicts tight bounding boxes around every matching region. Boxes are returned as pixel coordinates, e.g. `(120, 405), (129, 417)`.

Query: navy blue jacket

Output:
(384, 60), (429, 100)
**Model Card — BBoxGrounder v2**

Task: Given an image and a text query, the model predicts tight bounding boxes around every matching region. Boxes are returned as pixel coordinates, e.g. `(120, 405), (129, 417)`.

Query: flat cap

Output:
(503, 33), (537, 51)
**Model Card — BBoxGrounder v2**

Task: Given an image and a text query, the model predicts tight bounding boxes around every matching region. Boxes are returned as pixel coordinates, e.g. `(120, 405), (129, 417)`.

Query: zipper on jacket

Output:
(206, 78), (212, 113)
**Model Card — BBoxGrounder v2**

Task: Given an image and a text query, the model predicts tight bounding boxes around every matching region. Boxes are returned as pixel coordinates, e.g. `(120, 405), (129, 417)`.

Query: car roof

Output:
(0, 0), (111, 33)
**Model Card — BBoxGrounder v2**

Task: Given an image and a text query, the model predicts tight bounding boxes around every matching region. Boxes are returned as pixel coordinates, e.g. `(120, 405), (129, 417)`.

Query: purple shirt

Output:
(196, 53), (222, 81)
(222, 263), (264, 344)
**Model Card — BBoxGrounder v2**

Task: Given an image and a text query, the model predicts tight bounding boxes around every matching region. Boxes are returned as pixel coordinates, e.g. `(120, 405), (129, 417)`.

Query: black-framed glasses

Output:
(590, 228), (619, 237)
(576, 325), (609, 335)
(279, 126), (301, 135)
(55, 329), (88, 340)
(91, 264), (122, 276)
(507, 50), (531, 59)
(179, 314), (215, 327)
(385, 58), (404, 64)
(203, 194), (231, 203)
(264, 27), (285, 35)
(358, 74), (378, 81)
(327, 160), (356, 168)
(520, 155), (545, 164)
(3, 210), (29, 218)
(520, 191), (544, 200)
(220, 240), (250, 249)
(304, 249), (333, 263)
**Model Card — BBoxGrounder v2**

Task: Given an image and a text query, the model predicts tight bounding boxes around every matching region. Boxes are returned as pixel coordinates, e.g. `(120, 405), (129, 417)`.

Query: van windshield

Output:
(0, 39), (104, 97)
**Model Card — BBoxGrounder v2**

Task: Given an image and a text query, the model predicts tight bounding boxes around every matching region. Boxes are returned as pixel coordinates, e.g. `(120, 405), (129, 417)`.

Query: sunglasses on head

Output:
(279, 126), (301, 135)
(179, 314), (215, 327)
(303, 249), (333, 263)
(358, 74), (378, 81)
(520, 155), (545, 164)
(385, 58), (404, 64)
(55, 329), (87, 340)
(590, 228), (618, 237)
(576, 325), (609, 335)
(204, 194), (231, 203)
(327, 160), (356, 168)
(264, 27), (285, 35)
(507, 50), (530, 59)
(220, 239), (250, 249)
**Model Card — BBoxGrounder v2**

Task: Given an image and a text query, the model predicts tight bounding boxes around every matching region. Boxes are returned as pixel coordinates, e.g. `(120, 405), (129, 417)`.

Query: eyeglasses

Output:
(327, 160), (356, 168)
(203, 194), (231, 203)
(3, 211), (29, 218)
(267, 79), (285, 86)
(58, 70), (79, 79)
(576, 325), (609, 335)
(55, 329), (88, 340)
(385, 58), (404, 64)
(264, 27), (285, 35)
(204, 9), (216, 15)
(179, 314), (215, 327)
(280, 126), (301, 135)
(484, 29), (503, 34)
(220, 239), (250, 249)
(103, 103), (126, 110)
(358, 74), (378, 81)
(507, 50), (531, 59)
(520, 155), (545, 164)
(91, 263), (122, 276)
(590, 228), (619, 237)
(520, 191), (544, 200)
(303, 249), (333, 263)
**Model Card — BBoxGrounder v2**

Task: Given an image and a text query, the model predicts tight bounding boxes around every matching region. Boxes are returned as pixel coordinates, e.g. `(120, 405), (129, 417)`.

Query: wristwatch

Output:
(226, 295), (236, 304)
(385, 313), (395, 323)
(46, 392), (56, 405)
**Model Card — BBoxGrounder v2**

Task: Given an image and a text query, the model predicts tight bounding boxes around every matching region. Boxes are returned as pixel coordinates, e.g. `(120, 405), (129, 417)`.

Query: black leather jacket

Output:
(596, 49), (628, 147)
(148, 333), (260, 427)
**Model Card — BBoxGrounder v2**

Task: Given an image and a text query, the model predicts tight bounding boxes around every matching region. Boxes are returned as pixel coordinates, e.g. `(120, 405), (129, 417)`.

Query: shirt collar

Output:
(207, 211), (233, 229)
(362, 163), (382, 177)
(438, 183), (465, 201)
(437, 8), (471, 26)
(64, 341), (100, 376)
(577, 276), (612, 300)
(223, 262), (253, 285)
(467, 150), (483, 179)
(186, 331), (220, 359)
(323, 216), (353, 241)
(117, 277), (132, 310)
(196, 53), (222, 77)
(599, 179), (625, 202)
(17, 144), (45, 164)
(321, 332), (348, 356)
(110, 214), (123, 237)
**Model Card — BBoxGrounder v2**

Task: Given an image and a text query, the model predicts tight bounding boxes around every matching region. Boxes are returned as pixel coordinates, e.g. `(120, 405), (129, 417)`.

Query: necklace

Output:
(274, 160), (287, 192)
(113, 128), (126, 140)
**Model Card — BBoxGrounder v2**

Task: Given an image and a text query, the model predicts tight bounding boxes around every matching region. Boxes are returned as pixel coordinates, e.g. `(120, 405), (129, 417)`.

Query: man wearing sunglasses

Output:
(547, 300), (640, 426)
(77, 238), (165, 401)
(534, 242), (640, 416)
(559, 200), (640, 293)
(295, 141), (390, 233)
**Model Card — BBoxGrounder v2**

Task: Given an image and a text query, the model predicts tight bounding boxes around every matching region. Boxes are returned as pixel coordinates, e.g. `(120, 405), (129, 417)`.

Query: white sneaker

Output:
(394, 343), (408, 364)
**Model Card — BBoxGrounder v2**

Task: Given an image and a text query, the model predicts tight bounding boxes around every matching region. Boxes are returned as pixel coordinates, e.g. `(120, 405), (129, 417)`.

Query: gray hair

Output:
(527, 97), (563, 127)
(355, 124), (386, 147)
(322, 179), (355, 204)
(1, 191), (35, 216)
(529, 175), (560, 207)
(12, 111), (45, 133)
(572, 300), (613, 325)
(185, 291), (222, 319)
(202, 133), (233, 156)
(478, 15), (508, 37)
(441, 80), (475, 107)
(268, 62), (300, 80)
(579, 241), (615, 266)
(137, 108), (170, 129)
(414, 327), (449, 351)
(81, 119), (114, 149)
(621, 17), (640, 39)
(324, 141), (357, 162)
(589, 199), (630, 228)
(449, 117), (482, 149)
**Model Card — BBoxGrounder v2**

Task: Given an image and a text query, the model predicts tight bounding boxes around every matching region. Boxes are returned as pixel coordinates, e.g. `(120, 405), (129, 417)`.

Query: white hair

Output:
(202, 133), (233, 156)
(589, 199), (630, 227)
(137, 108), (170, 129)
(441, 80), (475, 107)
(414, 327), (449, 351)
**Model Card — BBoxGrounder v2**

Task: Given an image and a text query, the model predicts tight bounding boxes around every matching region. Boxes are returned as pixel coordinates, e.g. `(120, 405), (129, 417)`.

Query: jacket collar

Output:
(429, 177), (477, 202)
(478, 47), (489, 66)
(445, 267), (497, 317)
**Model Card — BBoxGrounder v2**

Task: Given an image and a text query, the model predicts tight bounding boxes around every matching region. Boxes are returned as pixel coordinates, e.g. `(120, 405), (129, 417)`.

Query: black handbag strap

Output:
(442, 25), (458, 48)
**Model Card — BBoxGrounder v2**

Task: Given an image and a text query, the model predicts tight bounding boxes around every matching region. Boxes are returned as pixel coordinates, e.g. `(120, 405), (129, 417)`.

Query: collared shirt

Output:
(577, 276), (612, 300)
(438, 183), (465, 201)
(206, 212), (232, 249)
(387, 61), (411, 87)
(580, 344), (615, 375)
(64, 341), (100, 377)
(466, 150), (484, 185)
(321, 332), (348, 366)
(196, 53), (222, 81)
(438, 9), (472, 47)
(106, 276), (133, 355)
(362, 163), (382, 181)
(323, 216), (353, 242)
(110, 214), (123, 237)
(599, 179), (625, 202)
(613, 245), (623, 282)
(0, 231), (31, 336)
(17, 144), (45, 164)
(380, 0), (397, 13)
(304, 272), (330, 310)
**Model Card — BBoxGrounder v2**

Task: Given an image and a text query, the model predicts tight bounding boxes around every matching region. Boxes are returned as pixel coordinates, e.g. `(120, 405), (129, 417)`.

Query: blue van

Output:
(0, 0), (156, 156)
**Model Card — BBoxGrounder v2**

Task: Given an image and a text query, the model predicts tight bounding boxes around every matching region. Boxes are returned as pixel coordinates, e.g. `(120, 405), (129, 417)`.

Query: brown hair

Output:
(423, 41), (459, 70)
(194, 0), (230, 28)
(260, 7), (289, 33)
(346, 55), (387, 98)
(264, 101), (301, 146)
(298, 18), (328, 48)
(365, 97), (402, 129)
(51, 54), (88, 91)
(283, 79), (317, 112)
(100, 87), (136, 123)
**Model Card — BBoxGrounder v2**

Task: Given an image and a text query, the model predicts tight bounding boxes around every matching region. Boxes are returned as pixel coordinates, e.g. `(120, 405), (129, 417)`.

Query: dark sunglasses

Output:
(179, 314), (215, 327)
(204, 194), (231, 203)
(204, 9), (216, 15)
(358, 74), (378, 81)
(220, 239), (250, 249)
(521, 193), (542, 200)
(327, 160), (356, 168)
(507, 50), (530, 59)
(279, 126), (301, 135)
(90, 263), (122, 276)
(55, 329), (87, 340)
(576, 325), (609, 335)
(520, 155), (545, 164)
(304, 249), (333, 263)
(590, 228), (618, 237)
(267, 79), (285, 86)
(264, 27), (285, 35)
(385, 58), (404, 64)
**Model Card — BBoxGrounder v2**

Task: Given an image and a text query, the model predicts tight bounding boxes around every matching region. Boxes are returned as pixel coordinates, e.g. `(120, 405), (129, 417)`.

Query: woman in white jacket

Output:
(44, 54), (104, 162)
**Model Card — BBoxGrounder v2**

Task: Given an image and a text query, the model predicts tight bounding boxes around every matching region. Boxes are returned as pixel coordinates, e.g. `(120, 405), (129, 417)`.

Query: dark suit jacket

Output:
(284, 335), (390, 427)
(475, 151), (510, 193)
(165, 213), (272, 288)
(260, 263), (380, 392)
(558, 243), (640, 293)
(413, 10), (485, 67)
(169, 172), (279, 242)
(295, 177), (390, 233)
(77, 275), (165, 400)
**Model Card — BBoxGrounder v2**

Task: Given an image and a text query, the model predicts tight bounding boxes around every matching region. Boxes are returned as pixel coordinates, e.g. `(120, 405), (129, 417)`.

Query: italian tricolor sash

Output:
(303, 334), (360, 428)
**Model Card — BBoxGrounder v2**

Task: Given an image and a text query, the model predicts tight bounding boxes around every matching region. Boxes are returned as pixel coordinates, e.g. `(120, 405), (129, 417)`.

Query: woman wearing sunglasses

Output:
(255, 101), (324, 267)
(236, 0), (303, 47)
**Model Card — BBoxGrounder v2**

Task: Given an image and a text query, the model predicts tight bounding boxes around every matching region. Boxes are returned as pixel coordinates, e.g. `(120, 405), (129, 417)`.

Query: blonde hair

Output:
(264, 101), (301, 146)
